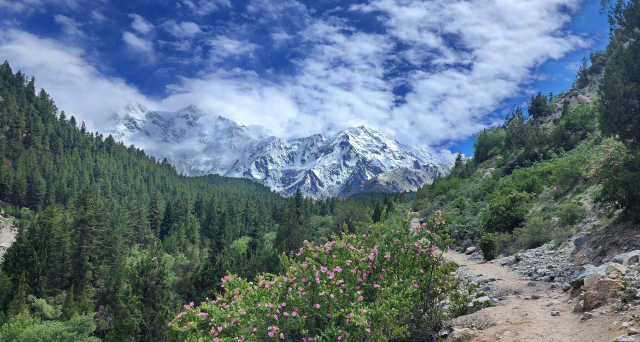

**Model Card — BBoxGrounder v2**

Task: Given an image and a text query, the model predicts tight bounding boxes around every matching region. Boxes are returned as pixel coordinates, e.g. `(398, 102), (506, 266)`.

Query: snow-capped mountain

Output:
(109, 104), (450, 198)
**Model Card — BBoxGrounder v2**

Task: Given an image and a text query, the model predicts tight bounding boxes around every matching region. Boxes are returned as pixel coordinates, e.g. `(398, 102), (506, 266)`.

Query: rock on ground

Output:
(448, 328), (476, 342)
(584, 279), (622, 311)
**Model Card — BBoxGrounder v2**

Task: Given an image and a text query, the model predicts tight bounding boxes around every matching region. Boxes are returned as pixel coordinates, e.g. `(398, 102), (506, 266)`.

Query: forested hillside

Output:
(0, 62), (399, 340)
(412, 0), (640, 260)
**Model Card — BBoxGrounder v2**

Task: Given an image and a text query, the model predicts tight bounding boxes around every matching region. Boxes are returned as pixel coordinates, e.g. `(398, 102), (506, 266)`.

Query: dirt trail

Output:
(446, 251), (630, 342)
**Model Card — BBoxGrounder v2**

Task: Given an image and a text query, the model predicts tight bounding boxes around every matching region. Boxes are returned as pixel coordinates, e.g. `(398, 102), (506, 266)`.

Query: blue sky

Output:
(0, 0), (610, 161)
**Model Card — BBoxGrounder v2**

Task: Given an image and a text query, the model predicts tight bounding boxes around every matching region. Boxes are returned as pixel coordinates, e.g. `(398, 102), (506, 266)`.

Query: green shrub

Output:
(482, 192), (533, 233)
(454, 197), (465, 209)
(595, 142), (640, 222)
(512, 218), (552, 250)
(172, 212), (461, 341)
(557, 202), (586, 227)
(479, 233), (499, 261)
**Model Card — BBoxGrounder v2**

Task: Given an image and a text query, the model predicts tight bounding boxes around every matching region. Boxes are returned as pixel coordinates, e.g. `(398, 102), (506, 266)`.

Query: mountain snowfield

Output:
(108, 104), (451, 198)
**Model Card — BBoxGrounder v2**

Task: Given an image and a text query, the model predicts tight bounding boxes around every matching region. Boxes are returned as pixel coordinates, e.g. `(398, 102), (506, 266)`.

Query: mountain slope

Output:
(351, 165), (454, 194)
(109, 104), (449, 198)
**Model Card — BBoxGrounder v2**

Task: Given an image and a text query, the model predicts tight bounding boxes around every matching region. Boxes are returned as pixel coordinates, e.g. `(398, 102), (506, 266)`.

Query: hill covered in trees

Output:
(0, 62), (401, 340)
(412, 0), (640, 259)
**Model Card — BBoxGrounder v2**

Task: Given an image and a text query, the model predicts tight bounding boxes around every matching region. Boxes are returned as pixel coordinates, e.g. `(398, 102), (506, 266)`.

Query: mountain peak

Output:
(108, 105), (449, 198)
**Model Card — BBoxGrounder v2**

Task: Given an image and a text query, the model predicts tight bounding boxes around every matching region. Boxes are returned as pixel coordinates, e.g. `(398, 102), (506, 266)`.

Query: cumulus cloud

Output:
(91, 9), (108, 22)
(0, 29), (151, 133)
(54, 14), (85, 37)
(182, 0), (231, 16)
(163, 20), (202, 38)
(122, 32), (154, 53)
(128, 13), (153, 34)
(208, 36), (260, 60)
(0, 0), (593, 158)
(1, 0), (83, 13)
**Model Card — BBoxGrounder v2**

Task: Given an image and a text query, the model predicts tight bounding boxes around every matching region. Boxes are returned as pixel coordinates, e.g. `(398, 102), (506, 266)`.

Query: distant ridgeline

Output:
(0, 61), (401, 340)
(412, 0), (640, 258)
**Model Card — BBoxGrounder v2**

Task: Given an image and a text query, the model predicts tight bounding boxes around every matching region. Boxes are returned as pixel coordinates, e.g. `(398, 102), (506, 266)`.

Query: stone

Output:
(573, 300), (584, 313)
(581, 312), (594, 320)
(613, 251), (640, 266)
(464, 247), (476, 255)
(449, 328), (477, 342)
(570, 264), (598, 288)
(483, 277), (496, 283)
(527, 281), (537, 287)
(531, 294), (543, 300)
(515, 253), (523, 262)
(473, 296), (491, 304)
(551, 310), (561, 316)
(630, 329), (639, 336)
(584, 279), (622, 311)
(584, 272), (605, 289)
(613, 336), (637, 342)
(562, 282), (572, 292)
(574, 235), (588, 247)
(577, 94), (591, 104)
(606, 263), (628, 276)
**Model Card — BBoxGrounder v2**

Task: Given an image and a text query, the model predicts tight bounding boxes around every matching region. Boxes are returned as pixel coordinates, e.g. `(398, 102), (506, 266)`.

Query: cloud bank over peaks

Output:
(0, 0), (598, 163)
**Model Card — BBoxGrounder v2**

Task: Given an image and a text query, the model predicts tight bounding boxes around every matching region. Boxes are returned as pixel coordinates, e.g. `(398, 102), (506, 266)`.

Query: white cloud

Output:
(209, 36), (260, 60)
(271, 31), (291, 41)
(54, 14), (85, 37)
(91, 9), (108, 22)
(163, 20), (202, 38)
(0, 29), (151, 133)
(128, 13), (153, 34)
(122, 32), (154, 53)
(0, 0), (593, 156)
(183, 0), (231, 16)
(0, 0), (83, 13)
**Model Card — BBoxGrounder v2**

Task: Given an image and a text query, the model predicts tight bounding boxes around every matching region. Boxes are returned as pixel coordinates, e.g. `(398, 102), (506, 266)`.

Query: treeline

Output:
(0, 61), (391, 341)
(413, 0), (640, 256)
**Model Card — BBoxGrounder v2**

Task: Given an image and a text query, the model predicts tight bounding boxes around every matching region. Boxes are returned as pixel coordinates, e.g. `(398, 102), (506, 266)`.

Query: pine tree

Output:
(7, 271), (28, 317)
(372, 200), (382, 223)
(61, 285), (77, 321)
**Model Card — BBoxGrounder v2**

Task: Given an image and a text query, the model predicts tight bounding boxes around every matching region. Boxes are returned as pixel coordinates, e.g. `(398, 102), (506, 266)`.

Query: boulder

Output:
(574, 235), (588, 247)
(464, 247), (476, 255)
(584, 272), (605, 289)
(577, 94), (591, 104)
(612, 251), (640, 266)
(605, 263), (628, 276)
(584, 279), (621, 311)
(581, 312), (594, 321)
(613, 336), (637, 342)
(562, 282), (572, 292)
(570, 264), (598, 288)
(448, 328), (476, 342)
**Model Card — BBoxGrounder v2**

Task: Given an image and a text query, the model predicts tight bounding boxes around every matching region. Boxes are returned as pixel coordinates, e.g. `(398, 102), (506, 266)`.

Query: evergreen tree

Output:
(372, 200), (382, 223)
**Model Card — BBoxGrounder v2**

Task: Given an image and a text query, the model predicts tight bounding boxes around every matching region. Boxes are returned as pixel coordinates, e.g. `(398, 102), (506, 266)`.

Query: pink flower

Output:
(316, 304), (321, 309)
(358, 296), (363, 301)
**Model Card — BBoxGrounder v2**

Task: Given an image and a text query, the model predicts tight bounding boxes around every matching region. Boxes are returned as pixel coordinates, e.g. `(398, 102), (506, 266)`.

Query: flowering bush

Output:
(594, 141), (640, 222)
(171, 211), (459, 341)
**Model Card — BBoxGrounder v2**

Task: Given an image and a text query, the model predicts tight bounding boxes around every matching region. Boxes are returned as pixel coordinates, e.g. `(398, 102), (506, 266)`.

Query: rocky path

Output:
(446, 251), (635, 342)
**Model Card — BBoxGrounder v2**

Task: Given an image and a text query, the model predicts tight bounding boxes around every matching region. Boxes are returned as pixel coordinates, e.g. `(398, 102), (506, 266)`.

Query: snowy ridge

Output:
(109, 104), (450, 198)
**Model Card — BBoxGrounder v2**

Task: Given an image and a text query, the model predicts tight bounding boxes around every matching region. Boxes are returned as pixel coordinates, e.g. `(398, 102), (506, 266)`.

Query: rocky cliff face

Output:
(109, 104), (450, 198)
